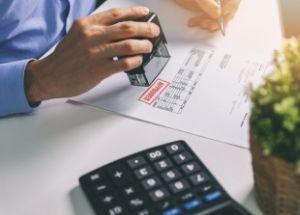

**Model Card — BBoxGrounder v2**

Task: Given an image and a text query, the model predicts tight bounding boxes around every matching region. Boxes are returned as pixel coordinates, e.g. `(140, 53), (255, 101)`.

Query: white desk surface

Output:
(0, 0), (284, 213)
(0, 100), (262, 215)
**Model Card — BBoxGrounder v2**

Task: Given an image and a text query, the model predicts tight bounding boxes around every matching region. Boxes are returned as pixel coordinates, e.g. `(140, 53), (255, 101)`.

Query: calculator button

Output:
(111, 170), (130, 186)
(128, 197), (146, 209)
(179, 192), (195, 202)
(93, 182), (110, 195)
(199, 183), (214, 193)
(107, 165), (132, 186)
(154, 159), (173, 172)
(161, 169), (182, 182)
(135, 166), (154, 179)
(122, 185), (139, 197)
(106, 205), (126, 215)
(142, 176), (162, 190)
(127, 156), (147, 169)
(162, 207), (182, 215)
(157, 200), (174, 210)
(173, 152), (193, 165)
(169, 179), (190, 194)
(203, 191), (223, 203)
(87, 172), (105, 183)
(183, 199), (202, 211)
(146, 149), (165, 162)
(149, 187), (169, 202)
(137, 209), (151, 215)
(181, 162), (201, 175)
(189, 172), (209, 185)
(165, 142), (185, 154)
(100, 193), (118, 205)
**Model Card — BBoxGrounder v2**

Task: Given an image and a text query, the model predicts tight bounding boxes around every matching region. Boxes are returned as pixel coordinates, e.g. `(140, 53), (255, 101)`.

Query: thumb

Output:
(195, 0), (221, 19)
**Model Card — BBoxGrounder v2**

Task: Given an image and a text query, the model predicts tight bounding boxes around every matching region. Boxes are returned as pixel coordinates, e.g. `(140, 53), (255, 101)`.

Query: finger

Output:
(195, 0), (221, 19)
(188, 15), (219, 31)
(207, 21), (220, 31)
(204, 13), (235, 31)
(87, 6), (150, 26)
(99, 21), (160, 42)
(223, 12), (235, 25)
(188, 14), (211, 27)
(188, 15), (205, 27)
(108, 55), (144, 73)
(101, 39), (153, 58)
(92, 55), (143, 80)
(222, 0), (240, 16)
(199, 19), (219, 31)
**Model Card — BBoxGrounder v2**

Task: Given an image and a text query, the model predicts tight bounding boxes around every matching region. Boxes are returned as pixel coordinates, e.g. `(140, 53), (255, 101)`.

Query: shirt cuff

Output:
(0, 59), (40, 117)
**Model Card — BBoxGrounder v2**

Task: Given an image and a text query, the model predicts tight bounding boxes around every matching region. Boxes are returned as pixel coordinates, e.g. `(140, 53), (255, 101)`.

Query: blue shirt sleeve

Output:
(0, 59), (37, 117)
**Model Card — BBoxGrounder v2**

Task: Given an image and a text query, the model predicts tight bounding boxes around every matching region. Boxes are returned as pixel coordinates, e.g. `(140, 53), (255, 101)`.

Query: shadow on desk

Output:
(70, 186), (95, 215)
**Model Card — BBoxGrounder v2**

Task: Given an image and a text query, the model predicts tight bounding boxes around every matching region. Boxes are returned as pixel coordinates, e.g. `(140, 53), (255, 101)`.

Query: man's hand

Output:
(25, 6), (160, 102)
(175, 0), (240, 31)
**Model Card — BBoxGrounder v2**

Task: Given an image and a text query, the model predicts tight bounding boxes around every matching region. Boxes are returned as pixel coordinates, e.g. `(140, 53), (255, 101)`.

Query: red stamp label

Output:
(139, 79), (169, 104)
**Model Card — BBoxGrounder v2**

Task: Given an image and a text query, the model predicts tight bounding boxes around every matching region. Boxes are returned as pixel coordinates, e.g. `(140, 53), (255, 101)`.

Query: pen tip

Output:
(221, 28), (226, 36)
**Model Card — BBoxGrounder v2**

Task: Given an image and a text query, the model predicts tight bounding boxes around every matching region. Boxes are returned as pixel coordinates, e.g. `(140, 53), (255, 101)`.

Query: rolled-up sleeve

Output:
(0, 60), (38, 117)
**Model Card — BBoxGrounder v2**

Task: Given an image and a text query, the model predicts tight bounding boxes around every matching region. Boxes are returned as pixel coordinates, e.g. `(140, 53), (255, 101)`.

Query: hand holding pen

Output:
(175, 0), (240, 34)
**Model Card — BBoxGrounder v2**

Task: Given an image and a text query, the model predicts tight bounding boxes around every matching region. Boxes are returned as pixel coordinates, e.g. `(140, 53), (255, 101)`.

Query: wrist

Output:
(24, 60), (46, 103)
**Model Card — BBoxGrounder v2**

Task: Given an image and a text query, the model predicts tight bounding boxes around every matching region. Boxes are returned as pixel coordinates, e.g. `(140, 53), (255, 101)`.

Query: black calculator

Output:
(79, 140), (251, 215)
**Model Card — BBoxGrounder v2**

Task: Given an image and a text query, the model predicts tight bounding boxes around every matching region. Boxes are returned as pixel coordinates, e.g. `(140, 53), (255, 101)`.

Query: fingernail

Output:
(140, 6), (150, 15)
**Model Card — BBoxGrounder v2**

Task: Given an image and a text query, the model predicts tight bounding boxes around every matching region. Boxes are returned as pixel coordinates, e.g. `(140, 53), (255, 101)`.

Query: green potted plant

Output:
(250, 37), (300, 215)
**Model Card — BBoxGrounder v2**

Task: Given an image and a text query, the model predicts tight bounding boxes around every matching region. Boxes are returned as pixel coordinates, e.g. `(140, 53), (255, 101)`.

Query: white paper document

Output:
(72, 0), (282, 148)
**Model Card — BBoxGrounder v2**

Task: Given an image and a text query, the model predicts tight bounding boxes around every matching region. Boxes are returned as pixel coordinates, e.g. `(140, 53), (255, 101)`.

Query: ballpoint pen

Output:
(215, 0), (226, 36)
